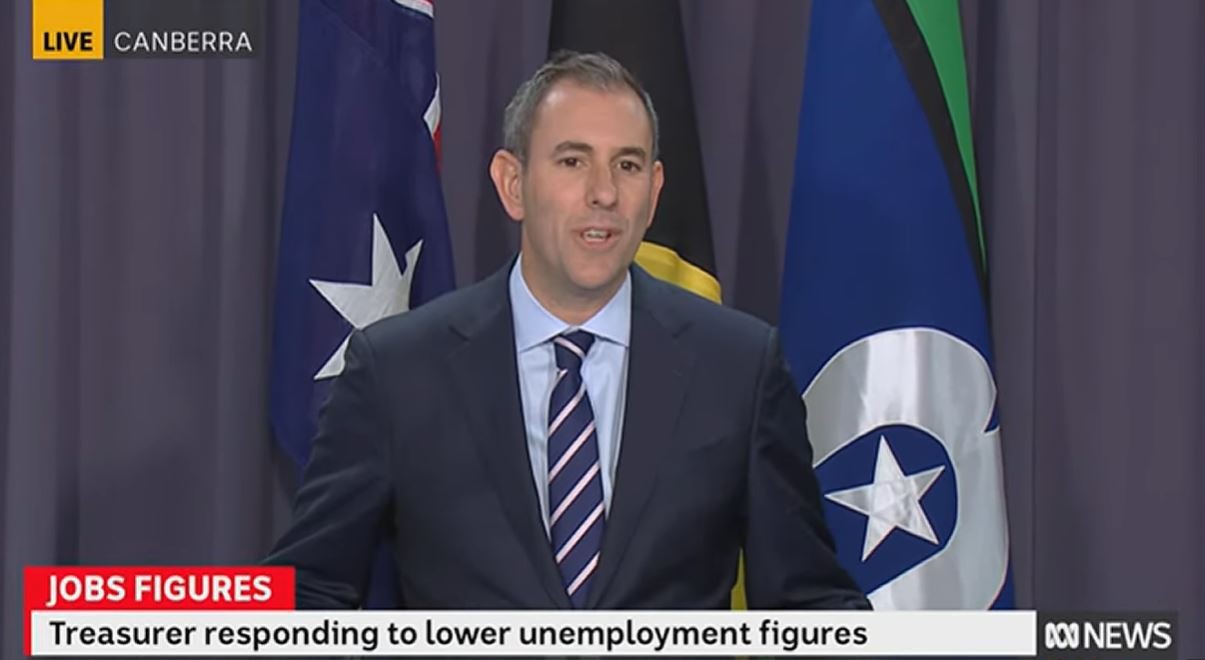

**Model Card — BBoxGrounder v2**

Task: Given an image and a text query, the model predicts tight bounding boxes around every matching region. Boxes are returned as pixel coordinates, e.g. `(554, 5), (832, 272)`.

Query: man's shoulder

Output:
(358, 268), (507, 354)
(636, 268), (772, 347)
(637, 271), (779, 395)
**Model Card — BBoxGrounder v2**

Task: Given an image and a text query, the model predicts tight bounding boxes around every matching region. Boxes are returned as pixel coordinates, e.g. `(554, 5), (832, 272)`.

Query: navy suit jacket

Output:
(266, 263), (869, 610)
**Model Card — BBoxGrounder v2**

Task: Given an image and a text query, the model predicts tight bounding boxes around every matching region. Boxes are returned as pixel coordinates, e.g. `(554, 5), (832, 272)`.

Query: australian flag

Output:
(269, 0), (454, 605)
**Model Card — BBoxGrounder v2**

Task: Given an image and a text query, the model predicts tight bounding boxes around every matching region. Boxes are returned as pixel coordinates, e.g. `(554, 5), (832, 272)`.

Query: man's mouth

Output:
(581, 228), (615, 243)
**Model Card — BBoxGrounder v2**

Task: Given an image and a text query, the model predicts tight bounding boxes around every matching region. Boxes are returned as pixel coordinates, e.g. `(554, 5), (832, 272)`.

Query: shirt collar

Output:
(509, 254), (632, 352)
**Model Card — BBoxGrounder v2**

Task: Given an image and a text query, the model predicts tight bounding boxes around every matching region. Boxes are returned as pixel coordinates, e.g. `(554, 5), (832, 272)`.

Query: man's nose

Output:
(587, 165), (618, 209)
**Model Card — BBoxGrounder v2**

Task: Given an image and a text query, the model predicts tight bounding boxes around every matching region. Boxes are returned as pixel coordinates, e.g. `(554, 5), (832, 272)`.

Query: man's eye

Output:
(619, 161), (642, 172)
(559, 157), (581, 168)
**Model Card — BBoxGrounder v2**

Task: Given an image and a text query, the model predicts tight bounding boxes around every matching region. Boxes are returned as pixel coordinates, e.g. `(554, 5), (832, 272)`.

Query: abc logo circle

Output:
(1045, 622), (1080, 650)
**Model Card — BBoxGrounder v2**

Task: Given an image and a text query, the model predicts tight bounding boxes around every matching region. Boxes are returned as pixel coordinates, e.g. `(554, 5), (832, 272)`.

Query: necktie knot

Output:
(553, 330), (594, 371)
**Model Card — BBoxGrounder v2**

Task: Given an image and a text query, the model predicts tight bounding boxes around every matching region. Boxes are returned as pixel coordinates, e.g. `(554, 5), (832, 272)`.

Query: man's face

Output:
(495, 80), (663, 306)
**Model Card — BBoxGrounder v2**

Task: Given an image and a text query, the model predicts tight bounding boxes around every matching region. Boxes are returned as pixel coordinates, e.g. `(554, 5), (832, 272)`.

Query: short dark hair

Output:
(501, 50), (659, 163)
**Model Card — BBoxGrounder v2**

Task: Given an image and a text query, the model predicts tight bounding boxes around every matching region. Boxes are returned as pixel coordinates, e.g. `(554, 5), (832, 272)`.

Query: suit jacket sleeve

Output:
(742, 328), (871, 609)
(264, 329), (393, 609)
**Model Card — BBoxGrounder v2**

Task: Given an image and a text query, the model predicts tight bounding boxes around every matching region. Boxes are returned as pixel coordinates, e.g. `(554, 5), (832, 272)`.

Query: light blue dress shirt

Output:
(509, 256), (630, 534)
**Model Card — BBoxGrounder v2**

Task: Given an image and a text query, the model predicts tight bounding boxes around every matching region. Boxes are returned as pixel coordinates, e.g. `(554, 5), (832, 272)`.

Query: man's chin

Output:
(568, 271), (627, 300)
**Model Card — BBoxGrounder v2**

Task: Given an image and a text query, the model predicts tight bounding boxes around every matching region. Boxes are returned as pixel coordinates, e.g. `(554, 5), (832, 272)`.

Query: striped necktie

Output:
(547, 330), (605, 607)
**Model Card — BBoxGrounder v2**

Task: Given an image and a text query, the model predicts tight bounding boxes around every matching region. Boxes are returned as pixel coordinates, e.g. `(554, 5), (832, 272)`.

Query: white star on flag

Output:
(826, 435), (945, 561)
(309, 213), (422, 380)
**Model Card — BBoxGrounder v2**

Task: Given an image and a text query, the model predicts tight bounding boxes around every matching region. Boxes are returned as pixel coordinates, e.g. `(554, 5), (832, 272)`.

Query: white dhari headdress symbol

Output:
(803, 327), (1010, 609)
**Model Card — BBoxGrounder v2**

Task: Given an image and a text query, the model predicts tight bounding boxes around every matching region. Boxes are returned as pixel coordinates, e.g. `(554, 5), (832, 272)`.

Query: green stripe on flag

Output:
(905, 0), (986, 268)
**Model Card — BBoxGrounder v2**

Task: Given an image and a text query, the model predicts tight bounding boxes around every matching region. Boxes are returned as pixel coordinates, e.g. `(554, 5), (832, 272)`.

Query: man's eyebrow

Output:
(613, 146), (649, 161)
(549, 142), (649, 161)
(551, 141), (594, 155)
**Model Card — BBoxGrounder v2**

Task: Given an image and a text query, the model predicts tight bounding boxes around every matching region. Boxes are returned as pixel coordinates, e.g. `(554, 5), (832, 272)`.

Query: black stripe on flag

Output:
(873, 0), (988, 295)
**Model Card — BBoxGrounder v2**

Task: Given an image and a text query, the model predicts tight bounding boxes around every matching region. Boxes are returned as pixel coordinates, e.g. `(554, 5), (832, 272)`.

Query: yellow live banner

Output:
(32, 0), (105, 60)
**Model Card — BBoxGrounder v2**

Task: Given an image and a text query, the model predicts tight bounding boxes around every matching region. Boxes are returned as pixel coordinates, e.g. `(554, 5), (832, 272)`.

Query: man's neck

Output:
(519, 259), (625, 327)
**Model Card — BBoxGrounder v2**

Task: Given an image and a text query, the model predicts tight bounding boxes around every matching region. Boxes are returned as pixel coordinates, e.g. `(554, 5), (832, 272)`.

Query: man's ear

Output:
(646, 159), (665, 230)
(489, 149), (525, 222)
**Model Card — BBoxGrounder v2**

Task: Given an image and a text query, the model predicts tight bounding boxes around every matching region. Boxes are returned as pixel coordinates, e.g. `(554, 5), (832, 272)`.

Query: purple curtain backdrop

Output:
(3, 1), (1203, 657)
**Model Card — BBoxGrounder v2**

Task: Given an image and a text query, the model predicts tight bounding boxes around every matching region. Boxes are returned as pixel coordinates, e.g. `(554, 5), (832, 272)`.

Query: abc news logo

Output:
(1039, 612), (1176, 659)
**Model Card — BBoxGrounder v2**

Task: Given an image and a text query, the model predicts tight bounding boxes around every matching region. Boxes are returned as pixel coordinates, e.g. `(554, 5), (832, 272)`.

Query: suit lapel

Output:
(586, 270), (694, 608)
(447, 267), (571, 609)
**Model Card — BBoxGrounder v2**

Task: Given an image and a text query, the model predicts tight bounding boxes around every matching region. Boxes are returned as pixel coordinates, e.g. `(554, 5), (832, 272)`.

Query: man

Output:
(267, 51), (868, 610)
